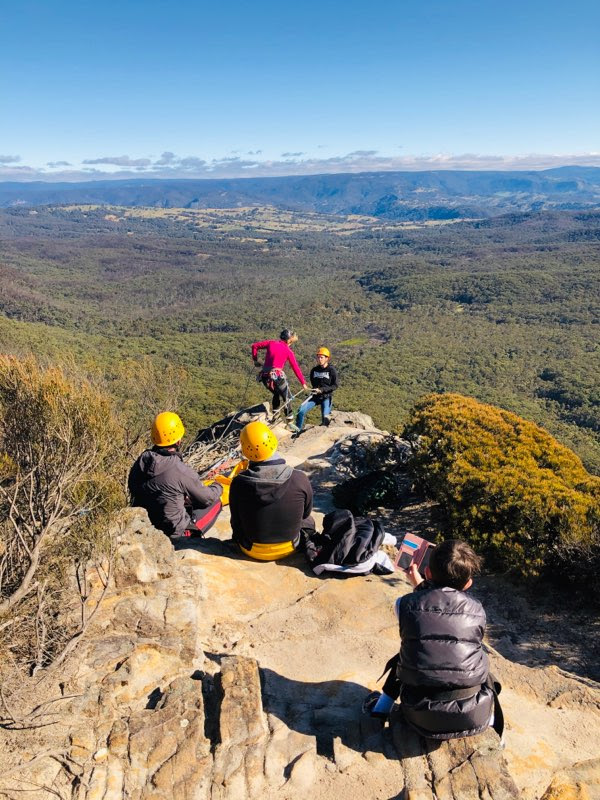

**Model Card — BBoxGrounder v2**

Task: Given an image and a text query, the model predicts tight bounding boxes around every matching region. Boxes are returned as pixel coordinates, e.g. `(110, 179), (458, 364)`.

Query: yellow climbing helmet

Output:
(316, 347), (331, 358)
(240, 421), (278, 462)
(151, 411), (185, 446)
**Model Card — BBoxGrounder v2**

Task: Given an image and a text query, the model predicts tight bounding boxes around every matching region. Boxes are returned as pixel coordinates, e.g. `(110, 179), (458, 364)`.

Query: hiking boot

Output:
(288, 422), (300, 433)
(361, 690), (388, 719)
(320, 416), (331, 427)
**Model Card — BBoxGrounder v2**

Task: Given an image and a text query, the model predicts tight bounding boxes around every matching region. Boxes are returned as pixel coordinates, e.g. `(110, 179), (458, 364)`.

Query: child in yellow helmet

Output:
(293, 347), (338, 434)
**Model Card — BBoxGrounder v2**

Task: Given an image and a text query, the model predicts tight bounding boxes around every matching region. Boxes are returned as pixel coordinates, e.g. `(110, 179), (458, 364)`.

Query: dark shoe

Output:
(361, 690), (388, 719)
(320, 417), (331, 427)
(184, 528), (205, 539)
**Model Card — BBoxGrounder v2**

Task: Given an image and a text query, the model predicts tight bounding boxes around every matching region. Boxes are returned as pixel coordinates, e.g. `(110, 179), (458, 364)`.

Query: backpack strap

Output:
(485, 672), (505, 738)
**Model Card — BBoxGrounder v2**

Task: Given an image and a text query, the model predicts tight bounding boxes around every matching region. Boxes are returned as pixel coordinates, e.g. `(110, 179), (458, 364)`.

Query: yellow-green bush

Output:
(403, 393), (600, 578)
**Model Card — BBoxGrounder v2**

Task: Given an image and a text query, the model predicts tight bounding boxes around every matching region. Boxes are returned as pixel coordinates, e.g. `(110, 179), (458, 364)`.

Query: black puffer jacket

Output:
(128, 447), (222, 537)
(396, 583), (494, 739)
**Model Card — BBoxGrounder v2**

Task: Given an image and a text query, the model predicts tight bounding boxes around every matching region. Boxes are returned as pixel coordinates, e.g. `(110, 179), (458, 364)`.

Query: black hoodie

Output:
(229, 457), (314, 548)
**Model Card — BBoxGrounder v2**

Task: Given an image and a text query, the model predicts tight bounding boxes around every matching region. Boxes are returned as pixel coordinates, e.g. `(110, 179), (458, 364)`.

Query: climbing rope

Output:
(183, 374), (309, 475)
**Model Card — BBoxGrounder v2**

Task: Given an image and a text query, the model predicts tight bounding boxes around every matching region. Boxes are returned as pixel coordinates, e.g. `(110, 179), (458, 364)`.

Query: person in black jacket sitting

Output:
(363, 539), (503, 741)
(229, 421), (315, 560)
(292, 346), (338, 434)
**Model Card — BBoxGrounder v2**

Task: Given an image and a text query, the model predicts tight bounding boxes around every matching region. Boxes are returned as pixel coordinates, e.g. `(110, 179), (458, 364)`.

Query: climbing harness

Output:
(259, 367), (285, 393)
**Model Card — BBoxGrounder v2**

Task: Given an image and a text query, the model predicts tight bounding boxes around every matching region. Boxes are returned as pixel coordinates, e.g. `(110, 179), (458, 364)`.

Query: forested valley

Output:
(0, 203), (598, 473)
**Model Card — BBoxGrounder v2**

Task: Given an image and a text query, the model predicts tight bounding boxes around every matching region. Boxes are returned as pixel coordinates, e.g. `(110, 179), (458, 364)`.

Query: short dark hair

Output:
(428, 539), (482, 589)
(280, 328), (294, 341)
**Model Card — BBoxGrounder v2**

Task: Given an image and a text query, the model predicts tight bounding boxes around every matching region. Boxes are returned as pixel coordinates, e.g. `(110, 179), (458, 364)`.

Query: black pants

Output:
(378, 653), (504, 738)
(381, 653), (402, 699)
(262, 373), (292, 418)
(185, 498), (222, 537)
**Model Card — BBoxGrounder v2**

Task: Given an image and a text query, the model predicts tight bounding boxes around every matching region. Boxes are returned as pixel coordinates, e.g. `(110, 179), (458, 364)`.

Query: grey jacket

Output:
(396, 584), (493, 739)
(128, 447), (222, 536)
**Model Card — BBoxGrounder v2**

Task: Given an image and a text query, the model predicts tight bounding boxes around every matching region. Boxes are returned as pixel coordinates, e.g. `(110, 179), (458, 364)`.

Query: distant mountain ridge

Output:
(1, 166), (600, 219)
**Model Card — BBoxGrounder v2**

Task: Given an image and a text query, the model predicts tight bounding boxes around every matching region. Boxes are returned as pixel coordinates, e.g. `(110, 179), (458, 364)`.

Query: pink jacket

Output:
(251, 340), (306, 385)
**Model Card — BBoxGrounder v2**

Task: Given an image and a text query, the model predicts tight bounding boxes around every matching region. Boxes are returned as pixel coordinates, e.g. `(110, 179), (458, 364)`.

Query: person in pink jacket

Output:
(252, 329), (309, 421)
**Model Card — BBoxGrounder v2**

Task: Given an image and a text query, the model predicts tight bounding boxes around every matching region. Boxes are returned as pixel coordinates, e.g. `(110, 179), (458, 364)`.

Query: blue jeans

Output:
(296, 395), (332, 431)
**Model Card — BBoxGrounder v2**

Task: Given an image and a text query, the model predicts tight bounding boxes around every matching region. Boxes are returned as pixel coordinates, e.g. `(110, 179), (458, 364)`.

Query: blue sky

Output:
(1, 0), (599, 180)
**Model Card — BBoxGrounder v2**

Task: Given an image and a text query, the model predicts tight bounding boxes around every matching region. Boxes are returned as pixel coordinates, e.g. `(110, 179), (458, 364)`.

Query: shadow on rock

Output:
(171, 534), (245, 557)
(311, 491), (336, 515)
(260, 666), (398, 760)
(475, 575), (600, 682)
(172, 537), (321, 576)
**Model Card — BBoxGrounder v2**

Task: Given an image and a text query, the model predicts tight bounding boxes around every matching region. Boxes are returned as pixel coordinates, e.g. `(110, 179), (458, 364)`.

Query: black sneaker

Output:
(361, 690), (388, 719)
(183, 528), (205, 539)
(321, 416), (331, 427)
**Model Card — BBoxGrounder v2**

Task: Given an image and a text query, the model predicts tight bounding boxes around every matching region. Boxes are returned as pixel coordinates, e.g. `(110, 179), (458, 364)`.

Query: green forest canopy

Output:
(0, 204), (598, 472)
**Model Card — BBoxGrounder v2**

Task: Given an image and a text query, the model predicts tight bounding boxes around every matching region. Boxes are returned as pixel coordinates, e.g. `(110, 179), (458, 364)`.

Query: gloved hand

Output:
(213, 474), (231, 505)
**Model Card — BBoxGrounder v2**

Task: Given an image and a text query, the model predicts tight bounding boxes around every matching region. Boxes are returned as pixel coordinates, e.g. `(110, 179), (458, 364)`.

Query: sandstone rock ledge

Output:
(0, 507), (518, 800)
(71, 656), (517, 800)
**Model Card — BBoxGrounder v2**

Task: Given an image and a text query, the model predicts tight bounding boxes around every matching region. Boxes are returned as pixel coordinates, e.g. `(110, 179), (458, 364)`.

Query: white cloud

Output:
(1, 150), (600, 182)
(175, 156), (208, 169)
(155, 151), (177, 165)
(347, 150), (378, 157)
(82, 155), (152, 167)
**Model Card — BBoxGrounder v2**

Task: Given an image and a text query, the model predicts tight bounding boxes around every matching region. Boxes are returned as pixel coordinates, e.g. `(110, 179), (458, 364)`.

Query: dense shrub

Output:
(403, 393), (600, 580)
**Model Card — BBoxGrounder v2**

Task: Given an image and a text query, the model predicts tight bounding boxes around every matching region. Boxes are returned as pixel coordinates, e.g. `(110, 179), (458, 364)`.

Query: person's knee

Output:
(191, 499), (222, 535)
